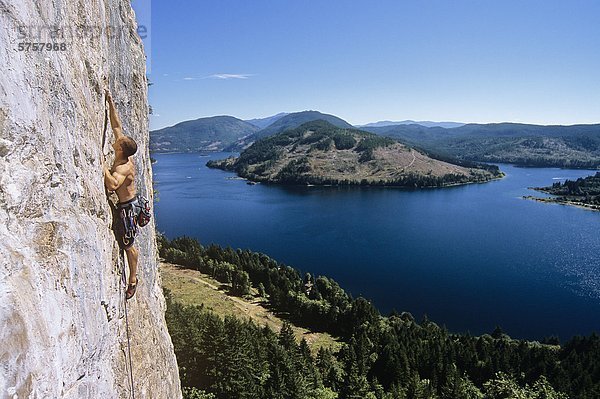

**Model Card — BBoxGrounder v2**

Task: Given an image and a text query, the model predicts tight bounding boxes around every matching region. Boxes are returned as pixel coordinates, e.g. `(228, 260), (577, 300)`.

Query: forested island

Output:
(207, 120), (502, 188)
(160, 235), (600, 399)
(525, 172), (600, 211)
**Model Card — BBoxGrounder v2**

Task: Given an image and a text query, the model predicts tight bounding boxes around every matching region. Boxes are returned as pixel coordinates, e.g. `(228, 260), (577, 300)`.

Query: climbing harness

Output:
(117, 195), (152, 248)
(119, 200), (138, 247)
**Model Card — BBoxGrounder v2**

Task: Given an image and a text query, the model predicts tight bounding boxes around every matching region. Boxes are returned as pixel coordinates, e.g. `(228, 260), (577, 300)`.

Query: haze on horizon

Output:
(147, 0), (600, 130)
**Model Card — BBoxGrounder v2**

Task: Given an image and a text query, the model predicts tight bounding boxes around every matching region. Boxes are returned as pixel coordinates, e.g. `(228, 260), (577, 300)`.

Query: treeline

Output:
(159, 235), (353, 335)
(544, 172), (600, 197)
(354, 135), (396, 162)
(270, 171), (489, 188)
(160, 236), (600, 398)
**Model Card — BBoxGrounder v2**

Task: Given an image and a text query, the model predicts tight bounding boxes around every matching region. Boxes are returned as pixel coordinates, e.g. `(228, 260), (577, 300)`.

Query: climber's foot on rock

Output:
(126, 277), (137, 300)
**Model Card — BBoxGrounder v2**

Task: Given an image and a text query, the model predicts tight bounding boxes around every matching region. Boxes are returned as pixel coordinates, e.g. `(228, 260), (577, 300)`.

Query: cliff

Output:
(0, 1), (181, 398)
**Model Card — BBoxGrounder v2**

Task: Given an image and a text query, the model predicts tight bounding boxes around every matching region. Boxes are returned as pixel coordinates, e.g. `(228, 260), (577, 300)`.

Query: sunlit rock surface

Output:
(0, 1), (181, 397)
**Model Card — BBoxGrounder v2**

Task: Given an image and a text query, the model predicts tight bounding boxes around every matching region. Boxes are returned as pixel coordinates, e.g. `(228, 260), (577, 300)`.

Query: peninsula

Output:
(208, 120), (503, 188)
(525, 172), (600, 211)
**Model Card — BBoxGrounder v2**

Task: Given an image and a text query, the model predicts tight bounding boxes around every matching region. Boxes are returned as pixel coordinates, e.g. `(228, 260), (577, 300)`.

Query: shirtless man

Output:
(103, 89), (139, 300)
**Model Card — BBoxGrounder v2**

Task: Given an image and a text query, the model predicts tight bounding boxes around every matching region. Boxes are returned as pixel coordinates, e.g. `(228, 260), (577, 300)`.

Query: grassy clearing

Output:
(160, 261), (341, 354)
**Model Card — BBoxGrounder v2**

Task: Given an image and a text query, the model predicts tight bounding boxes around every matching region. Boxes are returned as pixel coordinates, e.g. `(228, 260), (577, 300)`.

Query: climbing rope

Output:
(120, 249), (136, 399)
(104, 84), (135, 398)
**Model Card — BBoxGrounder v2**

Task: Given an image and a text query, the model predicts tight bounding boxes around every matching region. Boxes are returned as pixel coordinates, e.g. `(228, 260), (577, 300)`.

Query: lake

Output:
(152, 152), (600, 340)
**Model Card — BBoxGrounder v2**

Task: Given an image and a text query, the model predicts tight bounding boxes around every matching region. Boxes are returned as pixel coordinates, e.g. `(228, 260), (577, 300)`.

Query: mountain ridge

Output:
(245, 112), (289, 129)
(150, 110), (600, 168)
(358, 120), (465, 129)
(150, 115), (259, 152)
(228, 110), (354, 151)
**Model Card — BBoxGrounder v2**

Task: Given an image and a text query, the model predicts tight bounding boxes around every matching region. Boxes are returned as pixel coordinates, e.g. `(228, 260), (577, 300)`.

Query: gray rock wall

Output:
(0, 1), (182, 398)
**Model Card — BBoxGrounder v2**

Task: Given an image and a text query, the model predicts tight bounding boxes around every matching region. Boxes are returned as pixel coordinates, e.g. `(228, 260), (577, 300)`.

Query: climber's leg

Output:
(124, 245), (138, 288)
(124, 246), (138, 300)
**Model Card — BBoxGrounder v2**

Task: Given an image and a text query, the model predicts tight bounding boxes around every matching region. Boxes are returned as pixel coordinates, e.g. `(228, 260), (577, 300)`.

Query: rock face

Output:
(0, 1), (182, 398)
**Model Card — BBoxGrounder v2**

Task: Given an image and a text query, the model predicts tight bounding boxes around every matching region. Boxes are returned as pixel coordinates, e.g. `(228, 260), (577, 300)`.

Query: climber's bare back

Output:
(111, 158), (136, 202)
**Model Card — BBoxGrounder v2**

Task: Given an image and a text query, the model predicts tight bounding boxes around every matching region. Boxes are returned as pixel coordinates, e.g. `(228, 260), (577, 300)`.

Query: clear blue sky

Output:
(143, 0), (600, 130)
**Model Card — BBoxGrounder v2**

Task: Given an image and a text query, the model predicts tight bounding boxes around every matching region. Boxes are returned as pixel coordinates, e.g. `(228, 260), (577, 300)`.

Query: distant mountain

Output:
(229, 111), (354, 150)
(244, 112), (288, 129)
(359, 120), (465, 129)
(448, 122), (600, 138)
(209, 120), (501, 187)
(150, 116), (260, 152)
(362, 123), (600, 168)
(366, 122), (600, 139)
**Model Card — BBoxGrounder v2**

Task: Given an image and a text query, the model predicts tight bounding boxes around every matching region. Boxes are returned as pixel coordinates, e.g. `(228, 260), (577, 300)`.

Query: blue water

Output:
(153, 152), (600, 340)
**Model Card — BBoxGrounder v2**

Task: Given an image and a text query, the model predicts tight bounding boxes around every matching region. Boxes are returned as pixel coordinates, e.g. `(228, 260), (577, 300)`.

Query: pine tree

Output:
(279, 322), (298, 353)
(340, 345), (371, 399)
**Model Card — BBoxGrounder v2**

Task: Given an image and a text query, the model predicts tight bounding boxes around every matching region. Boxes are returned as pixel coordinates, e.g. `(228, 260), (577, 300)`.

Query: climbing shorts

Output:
(114, 195), (152, 249)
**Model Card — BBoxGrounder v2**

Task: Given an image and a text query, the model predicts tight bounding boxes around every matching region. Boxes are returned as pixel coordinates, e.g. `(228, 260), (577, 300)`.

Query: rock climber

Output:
(103, 88), (140, 300)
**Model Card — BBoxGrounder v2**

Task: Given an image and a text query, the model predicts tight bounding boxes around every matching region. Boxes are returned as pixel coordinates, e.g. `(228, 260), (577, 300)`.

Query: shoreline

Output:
(523, 195), (600, 212)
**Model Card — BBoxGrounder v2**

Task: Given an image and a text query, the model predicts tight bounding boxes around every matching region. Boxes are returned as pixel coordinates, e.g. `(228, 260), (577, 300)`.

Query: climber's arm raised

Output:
(105, 89), (124, 140)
